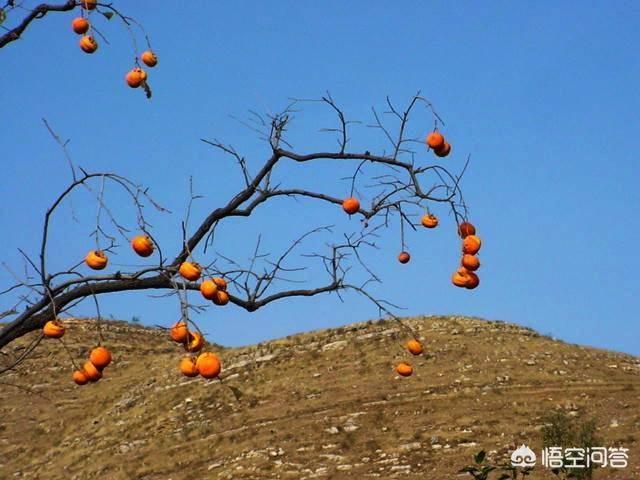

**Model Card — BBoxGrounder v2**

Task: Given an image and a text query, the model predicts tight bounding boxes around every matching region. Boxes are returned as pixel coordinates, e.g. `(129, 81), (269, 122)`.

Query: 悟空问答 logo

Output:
(511, 444), (537, 467)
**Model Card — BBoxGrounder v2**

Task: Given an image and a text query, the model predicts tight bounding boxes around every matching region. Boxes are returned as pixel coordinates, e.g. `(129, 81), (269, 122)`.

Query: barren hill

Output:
(1, 316), (639, 479)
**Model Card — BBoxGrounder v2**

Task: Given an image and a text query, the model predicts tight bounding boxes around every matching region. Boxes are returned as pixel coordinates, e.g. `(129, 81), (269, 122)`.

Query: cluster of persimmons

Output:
(342, 130), (480, 378)
(49, 234), (229, 383)
(43, 319), (113, 385)
(40, 126), (478, 383)
(70, 0), (158, 90)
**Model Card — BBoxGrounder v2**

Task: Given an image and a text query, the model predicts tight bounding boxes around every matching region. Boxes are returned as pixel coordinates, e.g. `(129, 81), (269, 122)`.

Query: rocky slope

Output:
(1, 316), (639, 479)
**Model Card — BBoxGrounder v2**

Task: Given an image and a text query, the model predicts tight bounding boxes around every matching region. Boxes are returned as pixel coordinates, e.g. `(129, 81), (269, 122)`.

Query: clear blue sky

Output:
(1, 2), (639, 355)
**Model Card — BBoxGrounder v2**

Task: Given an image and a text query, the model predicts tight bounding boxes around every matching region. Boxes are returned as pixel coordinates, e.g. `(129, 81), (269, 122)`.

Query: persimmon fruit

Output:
(43, 320), (65, 339)
(179, 357), (198, 377)
(396, 362), (413, 377)
(407, 339), (423, 355)
(342, 197), (360, 215)
(140, 50), (158, 67)
(79, 35), (98, 53)
(196, 352), (221, 379)
(131, 235), (154, 257)
(71, 17), (89, 34)
(179, 262), (201, 281)
(90, 346), (112, 369)
(421, 214), (438, 228)
(169, 321), (189, 343)
(85, 250), (108, 270)
(398, 251), (411, 264)
(426, 132), (445, 150)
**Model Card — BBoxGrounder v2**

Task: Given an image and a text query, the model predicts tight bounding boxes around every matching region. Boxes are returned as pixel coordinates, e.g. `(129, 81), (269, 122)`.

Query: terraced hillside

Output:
(1, 316), (639, 479)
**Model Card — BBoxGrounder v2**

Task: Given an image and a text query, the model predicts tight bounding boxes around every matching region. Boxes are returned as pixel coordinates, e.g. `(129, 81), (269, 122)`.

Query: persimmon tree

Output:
(0, 2), (483, 385)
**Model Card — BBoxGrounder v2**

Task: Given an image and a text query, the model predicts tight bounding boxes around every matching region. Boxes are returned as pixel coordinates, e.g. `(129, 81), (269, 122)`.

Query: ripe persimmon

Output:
(407, 339), (423, 356)
(465, 272), (480, 290)
(426, 132), (445, 150)
(421, 214), (438, 228)
(83, 361), (102, 382)
(461, 254), (480, 271)
(179, 357), (198, 377)
(212, 290), (229, 306)
(140, 50), (158, 67)
(212, 277), (227, 291)
(131, 235), (154, 257)
(398, 251), (411, 264)
(179, 262), (201, 281)
(196, 352), (221, 379)
(342, 197), (360, 215)
(85, 250), (108, 270)
(170, 321), (189, 343)
(125, 68), (147, 88)
(73, 370), (89, 385)
(80, 0), (97, 10)
(458, 221), (476, 239)
(79, 35), (98, 53)
(71, 17), (89, 35)
(184, 332), (204, 352)
(452, 267), (471, 288)
(396, 362), (413, 377)
(90, 346), (112, 369)
(434, 142), (451, 158)
(200, 279), (218, 300)
(43, 320), (65, 339)
(462, 235), (482, 255)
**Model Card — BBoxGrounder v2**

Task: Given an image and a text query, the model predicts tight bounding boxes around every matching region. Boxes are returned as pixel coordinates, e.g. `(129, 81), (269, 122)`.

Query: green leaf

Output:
(474, 450), (486, 464)
(0, 9), (6, 26)
(101, 11), (113, 20)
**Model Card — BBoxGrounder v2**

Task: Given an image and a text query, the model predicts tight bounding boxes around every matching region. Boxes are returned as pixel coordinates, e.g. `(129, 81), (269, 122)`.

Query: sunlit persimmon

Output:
(407, 339), (423, 355)
(83, 361), (102, 382)
(426, 131), (445, 150)
(196, 352), (221, 379)
(178, 262), (201, 281)
(179, 357), (198, 377)
(43, 320), (65, 339)
(170, 321), (189, 343)
(462, 235), (482, 255)
(85, 250), (108, 270)
(71, 17), (89, 35)
(90, 346), (112, 369)
(79, 35), (98, 53)
(421, 214), (438, 228)
(131, 235), (154, 257)
(125, 68), (147, 88)
(396, 362), (413, 377)
(461, 254), (480, 271)
(200, 279), (218, 300)
(73, 370), (89, 385)
(141, 50), (158, 67)
(184, 332), (204, 352)
(342, 197), (360, 215)
(452, 267), (471, 288)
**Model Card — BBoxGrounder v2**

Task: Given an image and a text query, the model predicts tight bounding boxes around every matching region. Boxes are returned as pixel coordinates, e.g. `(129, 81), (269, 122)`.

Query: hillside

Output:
(0, 316), (639, 479)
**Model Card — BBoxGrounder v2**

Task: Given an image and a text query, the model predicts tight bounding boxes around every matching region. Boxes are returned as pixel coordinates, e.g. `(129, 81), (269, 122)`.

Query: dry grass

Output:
(0, 316), (638, 479)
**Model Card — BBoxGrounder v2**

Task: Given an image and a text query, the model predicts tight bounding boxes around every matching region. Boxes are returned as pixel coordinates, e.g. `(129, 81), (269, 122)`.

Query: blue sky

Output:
(1, 1), (639, 354)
